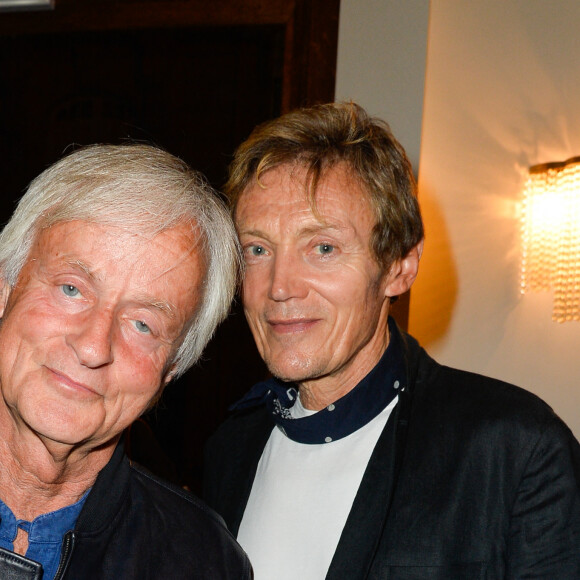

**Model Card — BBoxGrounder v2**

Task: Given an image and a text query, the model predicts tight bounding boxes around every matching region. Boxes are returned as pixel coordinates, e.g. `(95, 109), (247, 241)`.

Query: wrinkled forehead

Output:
(36, 206), (200, 240)
(234, 164), (380, 251)
(29, 219), (206, 316)
(235, 161), (376, 224)
(26, 218), (206, 289)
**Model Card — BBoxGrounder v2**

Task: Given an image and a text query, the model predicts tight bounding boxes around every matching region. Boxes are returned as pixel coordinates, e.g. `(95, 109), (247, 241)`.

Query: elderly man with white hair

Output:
(0, 144), (250, 579)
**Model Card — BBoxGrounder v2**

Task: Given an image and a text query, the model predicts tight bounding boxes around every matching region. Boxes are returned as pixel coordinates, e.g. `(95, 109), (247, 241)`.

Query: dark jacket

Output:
(204, 331), (580, 579)
(55, 441), (251, 579)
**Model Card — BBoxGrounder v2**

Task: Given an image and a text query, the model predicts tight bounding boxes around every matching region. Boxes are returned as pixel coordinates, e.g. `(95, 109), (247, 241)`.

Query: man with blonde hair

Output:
(0, 144), (250, 579)
(204, 102), (580, 579)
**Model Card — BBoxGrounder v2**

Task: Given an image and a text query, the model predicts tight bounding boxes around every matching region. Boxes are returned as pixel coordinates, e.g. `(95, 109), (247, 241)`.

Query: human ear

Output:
(145, 369), (176, 411)
(163, 365), (178, 386)
(384, 239), (424, 298)
(0, 276), (11, 318)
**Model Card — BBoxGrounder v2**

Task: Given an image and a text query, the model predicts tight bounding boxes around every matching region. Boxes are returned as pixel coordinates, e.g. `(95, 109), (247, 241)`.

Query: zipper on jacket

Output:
(54, 530), (76, 580)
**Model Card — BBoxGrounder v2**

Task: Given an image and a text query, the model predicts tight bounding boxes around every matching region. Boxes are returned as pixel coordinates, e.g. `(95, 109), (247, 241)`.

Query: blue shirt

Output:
(0, 491), (87, 580)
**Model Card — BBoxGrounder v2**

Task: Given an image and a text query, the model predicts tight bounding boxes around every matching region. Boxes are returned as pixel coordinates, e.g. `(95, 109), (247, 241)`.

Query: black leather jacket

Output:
(54, 441), (251, 579)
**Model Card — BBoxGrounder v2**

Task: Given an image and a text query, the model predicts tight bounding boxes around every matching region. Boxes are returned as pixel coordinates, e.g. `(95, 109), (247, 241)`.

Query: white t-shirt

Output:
(237, 395), (398, 580)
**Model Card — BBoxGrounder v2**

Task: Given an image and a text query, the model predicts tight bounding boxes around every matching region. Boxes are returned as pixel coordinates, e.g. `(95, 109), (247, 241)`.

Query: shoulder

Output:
(395, 331), (578, 456)
(127, 463), (250, 566)
(72, 451), (252, 578)
(129, 461), (223, 522)
(402, 345), (580, 474)
(403, 333), (558, 425)
(203, 404), (273, 521)
(421, 356), (557, 424)
(207, 404), (272, 455)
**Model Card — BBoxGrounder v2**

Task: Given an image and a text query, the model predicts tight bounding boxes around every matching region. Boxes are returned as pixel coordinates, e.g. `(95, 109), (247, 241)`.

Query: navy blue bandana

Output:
(231, 317), (406, 444)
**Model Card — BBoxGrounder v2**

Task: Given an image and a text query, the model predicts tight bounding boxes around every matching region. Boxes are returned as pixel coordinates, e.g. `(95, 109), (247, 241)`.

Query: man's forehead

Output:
(31, 220), (203, 274)
(235, 162), (373, 225)
(37, 219), (197, 246)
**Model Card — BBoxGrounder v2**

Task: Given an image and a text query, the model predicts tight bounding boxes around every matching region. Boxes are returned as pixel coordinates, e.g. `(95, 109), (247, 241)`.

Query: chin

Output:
(33, 427), (90, 447)
(23, 408), (96, 447)
(266, 356), (320, 384)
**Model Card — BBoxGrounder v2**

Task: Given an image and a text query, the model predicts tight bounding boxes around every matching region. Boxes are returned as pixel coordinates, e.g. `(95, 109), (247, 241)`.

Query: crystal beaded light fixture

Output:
(520, 156), (580, 322)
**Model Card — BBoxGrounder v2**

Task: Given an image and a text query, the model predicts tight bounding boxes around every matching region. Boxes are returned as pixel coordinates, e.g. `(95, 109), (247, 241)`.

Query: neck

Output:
(0, 407), (115, 521)
(299, 323), (390, 411)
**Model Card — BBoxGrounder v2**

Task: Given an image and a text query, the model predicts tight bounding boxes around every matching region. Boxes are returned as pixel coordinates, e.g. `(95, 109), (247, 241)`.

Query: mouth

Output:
(267, 318), (319, 334)
(45, 367), (98, 397)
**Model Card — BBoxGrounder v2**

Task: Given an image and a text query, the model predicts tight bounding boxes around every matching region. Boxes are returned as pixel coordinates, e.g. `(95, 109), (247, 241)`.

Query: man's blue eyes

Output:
(317, 244), (334, 255)
(135, 320), (151, 334)
(60, 285), (151, 334)
(62, 284), (80, 297)
(59, 285), (152, 334)
(249, 244), (334, 256)
(250, 246), (265, 256)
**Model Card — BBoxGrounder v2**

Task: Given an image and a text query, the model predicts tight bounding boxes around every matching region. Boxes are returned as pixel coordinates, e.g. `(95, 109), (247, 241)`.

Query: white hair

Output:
(0, 144), (241, 377)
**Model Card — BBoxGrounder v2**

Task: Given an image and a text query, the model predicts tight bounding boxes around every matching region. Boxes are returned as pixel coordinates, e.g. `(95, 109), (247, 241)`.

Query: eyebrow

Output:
(137, 297), (177, 319)
(69, 259), (94, 279)
(299, 223), (347, 237)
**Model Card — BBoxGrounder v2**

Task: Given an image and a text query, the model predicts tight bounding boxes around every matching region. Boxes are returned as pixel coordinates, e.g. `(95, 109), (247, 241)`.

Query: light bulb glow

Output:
(520, 157), (580, 322)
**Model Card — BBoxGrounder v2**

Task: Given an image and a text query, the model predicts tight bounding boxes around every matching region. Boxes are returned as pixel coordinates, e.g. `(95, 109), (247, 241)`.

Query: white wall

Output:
(335, 0), (429, 172)
(336, 0), (580, 439)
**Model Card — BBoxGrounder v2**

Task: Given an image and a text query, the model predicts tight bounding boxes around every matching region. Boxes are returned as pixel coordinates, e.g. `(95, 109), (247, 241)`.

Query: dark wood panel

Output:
(0, 0), (340, 113)
(0, 0), (294, 32)
(0, 25), (284, 215)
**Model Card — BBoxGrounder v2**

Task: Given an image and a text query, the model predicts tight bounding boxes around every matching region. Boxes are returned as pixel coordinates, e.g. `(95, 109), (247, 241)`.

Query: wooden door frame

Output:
(0, 0), (340, 112)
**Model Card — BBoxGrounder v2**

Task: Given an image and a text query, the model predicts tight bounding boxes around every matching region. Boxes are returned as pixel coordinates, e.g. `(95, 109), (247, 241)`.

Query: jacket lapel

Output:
(227, 409), (274, 536)
(326, 385), (412, 580)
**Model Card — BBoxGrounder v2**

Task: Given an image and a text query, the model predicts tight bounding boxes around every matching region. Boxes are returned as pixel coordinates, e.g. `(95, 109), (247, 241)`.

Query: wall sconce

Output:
(520, 156), (580, 322)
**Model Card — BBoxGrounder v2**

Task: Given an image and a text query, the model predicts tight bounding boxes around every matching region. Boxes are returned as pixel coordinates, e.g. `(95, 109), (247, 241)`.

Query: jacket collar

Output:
(231, 317), (407, 445)
(74, 439), (130, 534)
(327, 329), (421, 579)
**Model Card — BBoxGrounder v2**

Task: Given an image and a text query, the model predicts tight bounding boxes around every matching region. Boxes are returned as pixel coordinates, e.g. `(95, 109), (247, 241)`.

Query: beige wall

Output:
(335, 0), (429, 172)
(337, 0), (580, 439)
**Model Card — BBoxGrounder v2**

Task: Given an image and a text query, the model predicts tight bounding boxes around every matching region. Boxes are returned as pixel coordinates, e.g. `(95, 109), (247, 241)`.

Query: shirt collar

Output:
(0, 491), (88, 543)
(231, 317), (406, 444)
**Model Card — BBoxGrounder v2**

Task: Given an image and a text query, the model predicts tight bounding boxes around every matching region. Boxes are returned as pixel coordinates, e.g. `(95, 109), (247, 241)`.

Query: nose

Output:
(268, 249), (308, 302)
(66, 307), (115, 368)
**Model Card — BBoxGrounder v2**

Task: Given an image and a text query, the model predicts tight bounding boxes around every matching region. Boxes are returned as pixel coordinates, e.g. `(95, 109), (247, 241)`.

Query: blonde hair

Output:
(225, 102), (423, 270)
